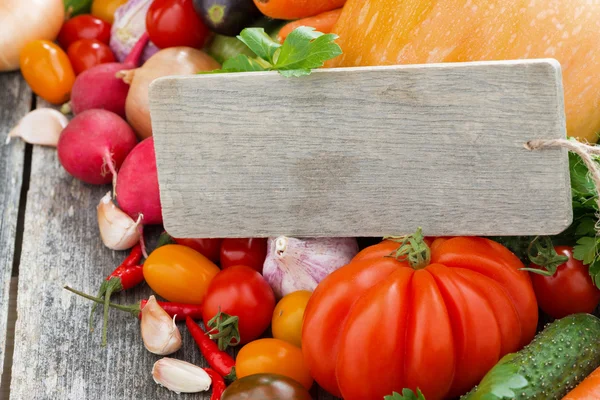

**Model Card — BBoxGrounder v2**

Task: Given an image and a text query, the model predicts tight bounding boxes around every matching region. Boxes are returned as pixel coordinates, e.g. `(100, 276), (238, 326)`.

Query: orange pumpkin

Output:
(327, 0), (600, 143)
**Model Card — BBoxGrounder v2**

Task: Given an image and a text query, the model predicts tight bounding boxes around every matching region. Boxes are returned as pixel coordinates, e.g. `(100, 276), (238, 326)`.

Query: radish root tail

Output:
(102, 151), (119, 198)
(138, 220), (148, 259)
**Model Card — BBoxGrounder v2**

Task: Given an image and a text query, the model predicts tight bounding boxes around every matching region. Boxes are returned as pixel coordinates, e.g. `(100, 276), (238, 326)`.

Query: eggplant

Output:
(193, 0), (263, 37)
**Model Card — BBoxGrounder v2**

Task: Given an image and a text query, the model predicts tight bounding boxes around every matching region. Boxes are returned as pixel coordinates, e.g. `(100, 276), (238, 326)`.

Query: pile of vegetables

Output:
(5, 0), (600, 399)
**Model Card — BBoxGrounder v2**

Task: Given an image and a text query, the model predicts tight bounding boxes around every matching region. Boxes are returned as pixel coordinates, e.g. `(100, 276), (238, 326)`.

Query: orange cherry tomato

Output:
(20, 40), (76, 105)
(236, 338), (314, 390)
(272, 290), (312, 348)
(143, 244), (220, 304)
(67, 39), (116, 75)
(91, 0), (128, 24)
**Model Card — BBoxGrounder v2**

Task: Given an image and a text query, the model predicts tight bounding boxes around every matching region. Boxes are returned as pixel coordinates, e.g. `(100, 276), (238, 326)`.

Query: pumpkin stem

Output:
(384, 227), (430, 270)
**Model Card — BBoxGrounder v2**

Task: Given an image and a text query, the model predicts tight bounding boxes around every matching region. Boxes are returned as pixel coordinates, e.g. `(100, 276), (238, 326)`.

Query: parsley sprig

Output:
(204, 26), (342, 77)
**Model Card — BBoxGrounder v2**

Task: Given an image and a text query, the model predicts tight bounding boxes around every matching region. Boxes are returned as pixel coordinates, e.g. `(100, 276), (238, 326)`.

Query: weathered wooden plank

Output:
(149, 59), (571, 239)
(0, 72), (31, 393)
(9, 99), (335, 399)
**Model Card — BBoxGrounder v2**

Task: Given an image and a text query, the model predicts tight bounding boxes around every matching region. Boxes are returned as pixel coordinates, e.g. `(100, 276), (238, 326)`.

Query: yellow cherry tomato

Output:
(272, 290), (312, 348)
(236, 338), (314, 390)
(91, 0), (128, 24)
(20, 40), (76, 105)
(143, 244), (220, 304)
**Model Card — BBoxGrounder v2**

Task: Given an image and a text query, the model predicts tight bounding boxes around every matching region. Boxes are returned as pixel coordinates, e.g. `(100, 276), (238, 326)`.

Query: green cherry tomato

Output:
(221, 373), (312, 400)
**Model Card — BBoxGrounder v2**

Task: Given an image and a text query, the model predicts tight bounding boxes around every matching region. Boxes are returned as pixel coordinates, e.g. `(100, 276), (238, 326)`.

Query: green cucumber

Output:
(63, 0), (93, 18)
(463, 313), (600, 400)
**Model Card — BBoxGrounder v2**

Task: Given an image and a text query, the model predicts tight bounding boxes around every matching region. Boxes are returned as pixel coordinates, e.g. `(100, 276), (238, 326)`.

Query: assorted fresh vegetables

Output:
(7, 1), (600, 399)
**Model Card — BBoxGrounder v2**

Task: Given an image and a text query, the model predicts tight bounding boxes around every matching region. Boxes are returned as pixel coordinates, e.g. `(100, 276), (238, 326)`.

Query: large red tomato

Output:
(302, 236), (538, 400)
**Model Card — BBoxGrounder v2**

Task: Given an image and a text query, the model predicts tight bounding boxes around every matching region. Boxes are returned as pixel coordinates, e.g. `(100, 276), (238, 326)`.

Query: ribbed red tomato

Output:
(302, 235), (538, 400)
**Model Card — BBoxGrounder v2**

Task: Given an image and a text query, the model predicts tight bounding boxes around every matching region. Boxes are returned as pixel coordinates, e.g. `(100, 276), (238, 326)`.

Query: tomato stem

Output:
(520, 236), (568, 276)
(206, 310), (241, 351)
(384, 227), (431, 270)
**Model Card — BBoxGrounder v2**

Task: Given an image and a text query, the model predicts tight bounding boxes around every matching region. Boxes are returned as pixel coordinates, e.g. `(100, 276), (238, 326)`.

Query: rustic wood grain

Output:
(0, 72), (31, 393)
(149, 59), (571, 239)
(8, 99), (335, 399)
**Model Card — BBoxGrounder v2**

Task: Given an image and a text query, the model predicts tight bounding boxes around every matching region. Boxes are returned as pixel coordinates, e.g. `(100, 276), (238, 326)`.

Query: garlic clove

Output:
(97, 191), (142, 250)
(263, 236), (359, 298)
(7, 108), (68, 147)
(141, 296), (182, 355)
(152, 358), (211, 394)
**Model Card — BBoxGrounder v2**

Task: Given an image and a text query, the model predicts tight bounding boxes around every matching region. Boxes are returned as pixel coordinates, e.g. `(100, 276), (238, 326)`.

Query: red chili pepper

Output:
(90, 244), (145, 346)
(204, 368), (226, 400)
(139, 299), (203, 321)
(65, 286), (204, 322)
(186, 317), (236, 381)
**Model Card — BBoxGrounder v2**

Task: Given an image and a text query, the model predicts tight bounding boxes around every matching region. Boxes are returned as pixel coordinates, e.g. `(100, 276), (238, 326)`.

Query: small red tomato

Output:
(220, 238), (267, 273)
(203, 265), (275, 346)
(58, 15), (112, 50)
(530, 246), (600, 319)
(67, 39), (116, 75)
(146, 0), (211, 49)
(173, 238), (223, 263)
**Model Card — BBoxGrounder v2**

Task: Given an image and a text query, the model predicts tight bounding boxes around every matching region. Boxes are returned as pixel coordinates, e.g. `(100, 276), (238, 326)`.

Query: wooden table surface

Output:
(0, 71), (338, 400)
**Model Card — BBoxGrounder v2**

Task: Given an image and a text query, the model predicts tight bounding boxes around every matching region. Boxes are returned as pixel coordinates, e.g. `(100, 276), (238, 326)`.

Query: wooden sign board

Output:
(148, 59), (571, 238)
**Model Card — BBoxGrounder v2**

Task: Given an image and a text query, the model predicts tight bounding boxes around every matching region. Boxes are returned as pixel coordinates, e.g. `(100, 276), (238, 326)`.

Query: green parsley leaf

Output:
(201, 27), (342, 77)
(236, 28), (280, 65)
(384, 388), (426, 400)
(221, 54), (268, 72)
(575, 218), (597, 236)
(569, 152), (597, 198)
(461, 359), (528, 400)
(275, 27), (342, 71)
(573, 236), (599, 265)
(588, 259), (600, 289)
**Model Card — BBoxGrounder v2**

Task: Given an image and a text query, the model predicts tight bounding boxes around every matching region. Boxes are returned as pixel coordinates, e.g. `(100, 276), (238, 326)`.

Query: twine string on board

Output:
(526, 138), (600, 231)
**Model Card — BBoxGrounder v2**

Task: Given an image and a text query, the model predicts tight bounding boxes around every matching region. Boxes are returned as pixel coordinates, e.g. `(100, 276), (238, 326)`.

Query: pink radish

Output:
(65, 33), (150, 118)
(57, 109), (138, 185)
(115, 137), (162, 225)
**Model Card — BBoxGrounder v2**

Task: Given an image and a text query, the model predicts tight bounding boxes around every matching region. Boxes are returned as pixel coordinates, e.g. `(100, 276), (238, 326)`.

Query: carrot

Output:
(253, 0), (345, 20)
(562, 366), (600, 400)
(277, 8), (342, 43)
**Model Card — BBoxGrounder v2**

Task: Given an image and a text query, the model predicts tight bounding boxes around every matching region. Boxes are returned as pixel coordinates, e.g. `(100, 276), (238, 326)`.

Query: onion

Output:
(120, 47), (220, 139)
(0, 0), (64, 71)
(263, 237), (359, 298)
(110, 0), (159, 64)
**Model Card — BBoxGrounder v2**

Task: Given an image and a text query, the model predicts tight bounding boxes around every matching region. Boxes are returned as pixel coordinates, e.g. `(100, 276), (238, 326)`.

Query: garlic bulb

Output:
(263, 237), (359, 298)
(152, 358), (211, 394)
(97, 192), (142, 250)
(141, 296), (182, 355)
(6, 108), (68, 146)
